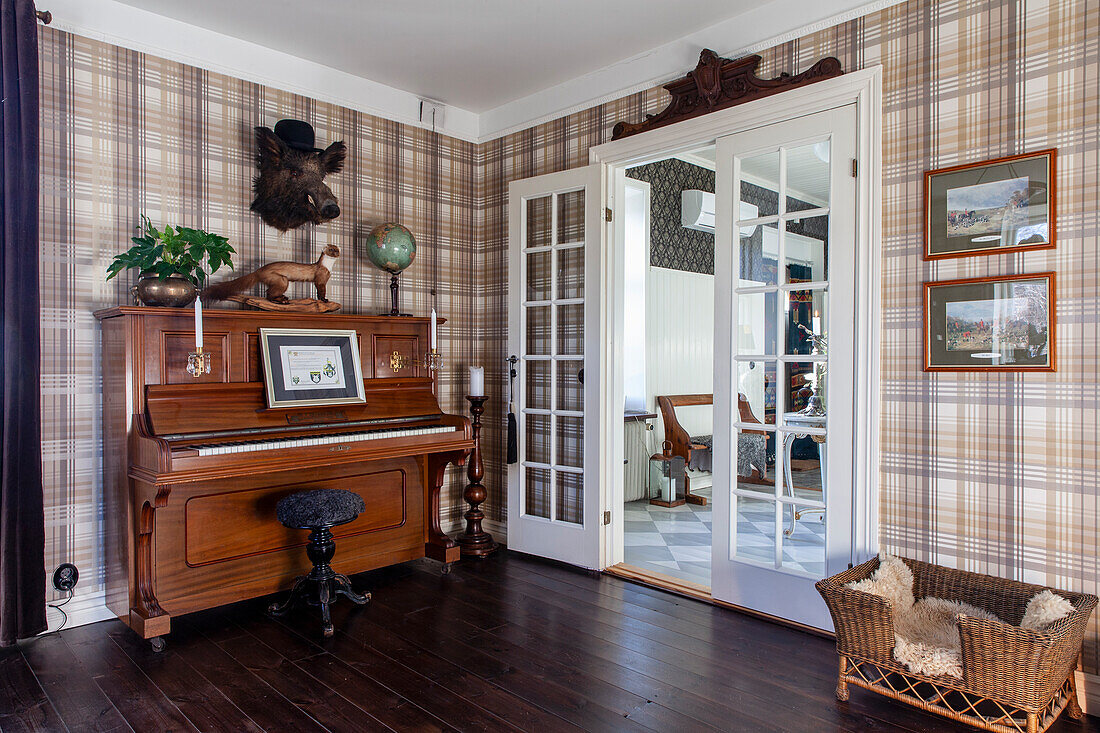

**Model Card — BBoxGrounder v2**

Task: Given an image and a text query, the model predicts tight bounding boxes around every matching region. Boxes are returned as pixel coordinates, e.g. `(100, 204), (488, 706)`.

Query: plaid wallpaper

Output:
(38, 28), (479, 612)
(479, 0), (1100, 669)
(39, 0), (1100, 668)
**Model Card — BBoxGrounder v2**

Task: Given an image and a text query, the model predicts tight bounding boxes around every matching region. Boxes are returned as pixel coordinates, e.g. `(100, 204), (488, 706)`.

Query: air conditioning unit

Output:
(681, 190), (758, 236)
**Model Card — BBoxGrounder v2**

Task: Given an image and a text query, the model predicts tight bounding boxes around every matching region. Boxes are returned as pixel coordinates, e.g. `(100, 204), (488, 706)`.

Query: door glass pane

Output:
(739, 151), (780, 216)
(735, 361), (775, 425)
(525, 414), (550, 463)
(555, 472), (583, 524)
(525, 360), (550, 410)
(525, 467), (550, 519)
(782, 506), (825, 576)
(557, 189), (585, 244)
(557, 246), (584, 299)
(737, 292), (776, 355)
(734, 428), (773, 495)
(786, 434), (825, 503)
(527, 196), (551, 248)
(556, 416), (583, 468)
(784, 361), (825, 416)
(526, 250), (550, 301)
(557, 303), (584, 356)
(556, 360), (583, 412)
(784, 142), (830, 213)
(786, 290), (827, 356)
(734, 495), (777, 565)
(739, 220), (779, 286)
(785, 215), (828, 283)
(526, 306), (551, 355)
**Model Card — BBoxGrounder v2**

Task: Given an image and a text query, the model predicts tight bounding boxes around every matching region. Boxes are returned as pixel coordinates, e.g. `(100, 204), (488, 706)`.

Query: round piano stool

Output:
(268, 489), (371, 637)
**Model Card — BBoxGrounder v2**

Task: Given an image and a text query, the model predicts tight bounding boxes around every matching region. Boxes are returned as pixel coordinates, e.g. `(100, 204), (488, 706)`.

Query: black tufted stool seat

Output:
(268, 488), (370, 637)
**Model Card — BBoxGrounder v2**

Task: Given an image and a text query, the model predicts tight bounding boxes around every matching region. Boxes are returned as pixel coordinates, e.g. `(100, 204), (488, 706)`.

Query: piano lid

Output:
(144, 378), (444, 438)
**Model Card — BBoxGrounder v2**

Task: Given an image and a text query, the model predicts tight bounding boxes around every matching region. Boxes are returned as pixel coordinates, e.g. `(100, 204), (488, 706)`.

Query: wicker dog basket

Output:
(816, 557), (1097, 733)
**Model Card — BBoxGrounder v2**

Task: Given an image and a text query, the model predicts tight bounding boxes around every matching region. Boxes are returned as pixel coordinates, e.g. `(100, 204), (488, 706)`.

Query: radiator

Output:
(624, 420), (651, 502)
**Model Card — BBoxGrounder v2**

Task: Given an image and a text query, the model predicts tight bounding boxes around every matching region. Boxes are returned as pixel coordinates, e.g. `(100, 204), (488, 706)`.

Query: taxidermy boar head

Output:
(250, 120), (347, 232)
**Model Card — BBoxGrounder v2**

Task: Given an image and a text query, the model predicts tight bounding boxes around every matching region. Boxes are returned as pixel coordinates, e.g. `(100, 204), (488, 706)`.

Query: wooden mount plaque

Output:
(227, 294), (341, 313)
(611, 50), (843, 141)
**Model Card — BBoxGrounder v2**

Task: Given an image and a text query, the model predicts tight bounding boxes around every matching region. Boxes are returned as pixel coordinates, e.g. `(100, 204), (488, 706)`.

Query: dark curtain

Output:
(0, 0), (45, 646)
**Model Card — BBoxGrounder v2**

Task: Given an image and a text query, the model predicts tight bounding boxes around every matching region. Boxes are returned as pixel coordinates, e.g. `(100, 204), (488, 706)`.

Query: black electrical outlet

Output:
(53, 563), (78, 592)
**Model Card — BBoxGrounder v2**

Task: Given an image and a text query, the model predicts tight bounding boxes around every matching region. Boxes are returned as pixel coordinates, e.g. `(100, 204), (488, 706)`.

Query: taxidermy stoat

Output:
(202, 244), (340, 304)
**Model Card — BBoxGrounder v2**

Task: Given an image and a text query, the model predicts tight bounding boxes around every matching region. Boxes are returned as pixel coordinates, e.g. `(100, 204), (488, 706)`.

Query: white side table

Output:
(782, 412), (826, 536)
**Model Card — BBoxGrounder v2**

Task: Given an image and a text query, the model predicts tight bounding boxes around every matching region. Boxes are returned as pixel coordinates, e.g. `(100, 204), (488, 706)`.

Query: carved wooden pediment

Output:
(611, 50), (843, 140)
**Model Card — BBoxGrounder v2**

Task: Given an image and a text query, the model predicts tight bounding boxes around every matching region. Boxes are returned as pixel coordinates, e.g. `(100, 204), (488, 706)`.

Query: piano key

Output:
(193, 425), (457, 457)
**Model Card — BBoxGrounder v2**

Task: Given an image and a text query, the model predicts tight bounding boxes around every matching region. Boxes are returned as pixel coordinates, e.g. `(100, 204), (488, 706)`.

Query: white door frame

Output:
(589, 67), (883, 574)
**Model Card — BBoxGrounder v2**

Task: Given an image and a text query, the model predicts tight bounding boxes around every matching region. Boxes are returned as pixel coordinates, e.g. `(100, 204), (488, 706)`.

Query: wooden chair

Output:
(656, 393), (766, 506)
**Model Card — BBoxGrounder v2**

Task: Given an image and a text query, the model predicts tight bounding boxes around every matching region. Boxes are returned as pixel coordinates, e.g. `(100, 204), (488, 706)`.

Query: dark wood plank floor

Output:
(3, 552), (1099, 732)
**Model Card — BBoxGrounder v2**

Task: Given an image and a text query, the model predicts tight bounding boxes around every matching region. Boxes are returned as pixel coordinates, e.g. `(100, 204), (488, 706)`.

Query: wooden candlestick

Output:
(458, 395), (497, 558)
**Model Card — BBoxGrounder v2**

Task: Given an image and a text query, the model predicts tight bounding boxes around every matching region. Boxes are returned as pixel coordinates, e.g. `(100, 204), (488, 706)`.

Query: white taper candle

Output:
(195, 295), (203, 350)
(430, 307), (437, 349)
(469, 366), (484, 396)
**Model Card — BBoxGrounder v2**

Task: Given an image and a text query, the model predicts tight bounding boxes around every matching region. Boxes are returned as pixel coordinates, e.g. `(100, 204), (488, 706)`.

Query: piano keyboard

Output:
(193, 425), (457, 457)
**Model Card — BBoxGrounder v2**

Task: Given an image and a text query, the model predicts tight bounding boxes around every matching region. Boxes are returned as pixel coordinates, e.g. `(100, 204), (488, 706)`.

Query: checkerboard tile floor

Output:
(623, 495), (826, 587)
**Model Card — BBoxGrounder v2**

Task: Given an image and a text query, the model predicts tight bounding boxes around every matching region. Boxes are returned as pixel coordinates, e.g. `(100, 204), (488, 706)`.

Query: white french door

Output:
(711, 104), (860, 630)
(507, 165), (604, 568)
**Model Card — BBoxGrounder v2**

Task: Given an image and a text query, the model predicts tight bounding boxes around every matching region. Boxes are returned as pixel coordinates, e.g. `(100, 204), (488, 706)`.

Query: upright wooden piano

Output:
(95, 306), (472, 644)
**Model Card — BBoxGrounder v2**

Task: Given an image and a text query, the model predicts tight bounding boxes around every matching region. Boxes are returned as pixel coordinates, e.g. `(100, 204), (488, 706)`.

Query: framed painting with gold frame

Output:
(923, 272), (1055, 372)
(924, 149), (1056, 260)
(259, 328), (366, 408)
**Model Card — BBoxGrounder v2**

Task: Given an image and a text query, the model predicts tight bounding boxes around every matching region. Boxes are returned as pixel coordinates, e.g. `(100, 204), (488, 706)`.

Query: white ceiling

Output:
(111, 0), (768, 113)
(53, 0), (898, 141)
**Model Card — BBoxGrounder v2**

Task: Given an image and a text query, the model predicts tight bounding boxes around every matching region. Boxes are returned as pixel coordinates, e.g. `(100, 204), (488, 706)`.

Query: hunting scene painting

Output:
(925, 273), (1055, 372)
(924, 150), (1056, 260)
(945, 177), (1031, 238)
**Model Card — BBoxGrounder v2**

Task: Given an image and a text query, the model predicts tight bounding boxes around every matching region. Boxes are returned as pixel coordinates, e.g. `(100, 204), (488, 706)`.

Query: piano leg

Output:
(132, 499), (171, 639)
(423, 450), (468, 567)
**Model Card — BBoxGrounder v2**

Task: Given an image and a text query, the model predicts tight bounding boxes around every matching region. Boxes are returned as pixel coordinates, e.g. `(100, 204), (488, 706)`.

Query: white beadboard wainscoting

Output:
(645, 266), (715, 448)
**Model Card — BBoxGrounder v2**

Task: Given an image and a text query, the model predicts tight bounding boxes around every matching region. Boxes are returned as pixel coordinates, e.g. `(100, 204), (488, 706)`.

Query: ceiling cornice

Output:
(46, 0), (903, 145)
(44, 0), (482, 142)
(476, 0), (904, 141)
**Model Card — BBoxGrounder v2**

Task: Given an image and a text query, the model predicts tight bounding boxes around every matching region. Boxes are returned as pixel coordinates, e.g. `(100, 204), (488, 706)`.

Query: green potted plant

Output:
(106, 216), (235, 307)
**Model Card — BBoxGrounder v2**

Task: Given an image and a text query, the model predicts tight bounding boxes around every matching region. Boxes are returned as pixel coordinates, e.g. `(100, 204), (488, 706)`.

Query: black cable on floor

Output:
(47, 588), (74, 633)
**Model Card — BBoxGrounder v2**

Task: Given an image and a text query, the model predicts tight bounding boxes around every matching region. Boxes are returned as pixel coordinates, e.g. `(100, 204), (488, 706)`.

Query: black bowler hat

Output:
(273, 119), (323, 153)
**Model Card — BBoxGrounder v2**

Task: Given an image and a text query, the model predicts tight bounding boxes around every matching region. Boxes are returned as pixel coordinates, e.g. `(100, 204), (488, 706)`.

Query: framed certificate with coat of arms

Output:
(259, 328), (366, 408)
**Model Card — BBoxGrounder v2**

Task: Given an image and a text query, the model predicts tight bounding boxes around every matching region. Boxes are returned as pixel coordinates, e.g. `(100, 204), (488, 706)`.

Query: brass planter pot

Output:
(131, 271), (197, 307)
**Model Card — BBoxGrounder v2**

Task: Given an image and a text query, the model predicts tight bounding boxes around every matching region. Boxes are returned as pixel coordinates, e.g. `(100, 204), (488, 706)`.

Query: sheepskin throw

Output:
(846, 553), (914, 612)
(845, 556), (1078, 678)
(1021, 589), (1075, 630)
(892, 598), (1000, 677)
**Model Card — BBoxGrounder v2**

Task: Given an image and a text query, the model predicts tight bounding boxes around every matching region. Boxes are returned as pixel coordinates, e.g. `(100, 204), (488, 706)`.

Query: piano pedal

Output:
(150, 636), (166, 653)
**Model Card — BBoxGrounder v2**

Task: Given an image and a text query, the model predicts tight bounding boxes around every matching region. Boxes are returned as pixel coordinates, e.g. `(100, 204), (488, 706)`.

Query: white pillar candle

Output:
(812, 310), (821, 335)
(195, 296), (203, 350)
(430, 307), (437, 349)
(469, 366), (484, 396)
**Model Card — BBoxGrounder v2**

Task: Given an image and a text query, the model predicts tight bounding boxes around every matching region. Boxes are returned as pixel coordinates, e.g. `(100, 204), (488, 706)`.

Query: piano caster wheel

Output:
(441, 562), (453, 576)
(322, 622), (334, 638)
(150, 636), (166, 653)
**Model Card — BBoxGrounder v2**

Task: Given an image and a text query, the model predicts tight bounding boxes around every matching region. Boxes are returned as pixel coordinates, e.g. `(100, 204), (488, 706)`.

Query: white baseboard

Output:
(442, 516), (508, 547)
(1079, 671), (1097, 716)
(43, 591), (116, 634)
